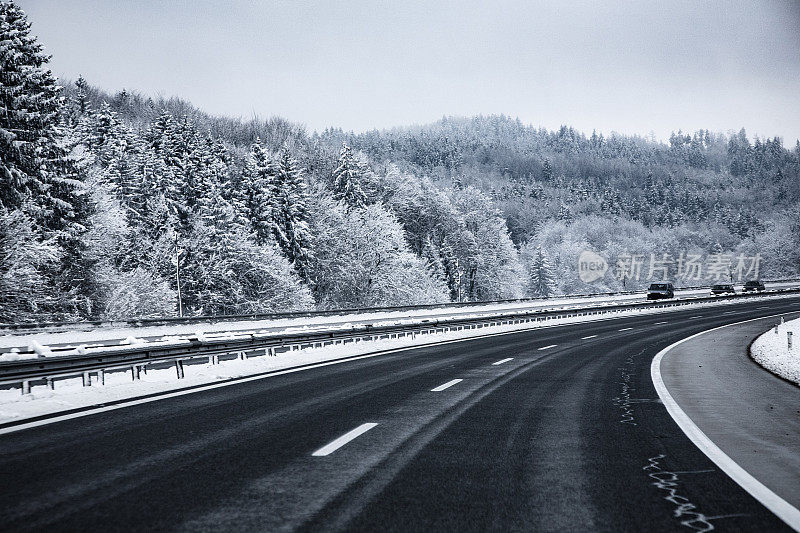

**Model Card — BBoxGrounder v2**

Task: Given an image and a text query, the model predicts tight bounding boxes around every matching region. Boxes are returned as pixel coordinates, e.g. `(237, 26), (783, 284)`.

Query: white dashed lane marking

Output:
(312, 423), (378, 456)
(618, 327), (634, 332)
(538, 344), (558, 350)
(492, 358), (513, 365)
(581, 335), (597, 340)
(431, 379), (463, 392)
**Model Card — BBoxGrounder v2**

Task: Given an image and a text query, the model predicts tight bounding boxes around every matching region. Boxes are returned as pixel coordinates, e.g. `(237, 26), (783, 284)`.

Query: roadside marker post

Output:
(789, 331), (793, 351)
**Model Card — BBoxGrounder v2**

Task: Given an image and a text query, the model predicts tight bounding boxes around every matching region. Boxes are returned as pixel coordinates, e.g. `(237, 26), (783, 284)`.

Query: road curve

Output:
(1, 297), (799, 532)
(654, 314), (800, 528)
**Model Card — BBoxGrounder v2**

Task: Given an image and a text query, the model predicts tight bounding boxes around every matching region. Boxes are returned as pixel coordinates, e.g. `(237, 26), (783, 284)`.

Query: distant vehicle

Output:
(710, 283), (736, 295)
(647, 282), (674, 300)
(742, 280), (765, 292)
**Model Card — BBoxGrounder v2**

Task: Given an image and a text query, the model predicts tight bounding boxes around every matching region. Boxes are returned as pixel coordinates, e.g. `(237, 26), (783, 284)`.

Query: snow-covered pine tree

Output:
(204, 135), (246, 225)
(273, 147), (311, 278)
(242, 139), (278, 245)
(144, 113), (198, 225)
(528, 246), (555, 297)
(1, 1), (95, 318)
(77, 103), (144, 205)
(331, 142), (368, 208)
(557, 202), (573, 223)
(73, 75), (90, 116)
(0, 0), (83, 233)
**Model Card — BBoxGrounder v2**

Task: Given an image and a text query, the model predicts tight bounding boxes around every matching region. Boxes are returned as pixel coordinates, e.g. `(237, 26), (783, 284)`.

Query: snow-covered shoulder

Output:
(750, 317), (800, 385)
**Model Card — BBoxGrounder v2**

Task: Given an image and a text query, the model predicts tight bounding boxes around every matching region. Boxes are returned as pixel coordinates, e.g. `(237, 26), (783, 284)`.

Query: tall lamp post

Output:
(454, 257), (462, 303)
(174, 231), (184, 317)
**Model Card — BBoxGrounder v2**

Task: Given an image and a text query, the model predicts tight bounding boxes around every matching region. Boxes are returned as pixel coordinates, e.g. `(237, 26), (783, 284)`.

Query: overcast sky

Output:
(19, 0), (800, 143)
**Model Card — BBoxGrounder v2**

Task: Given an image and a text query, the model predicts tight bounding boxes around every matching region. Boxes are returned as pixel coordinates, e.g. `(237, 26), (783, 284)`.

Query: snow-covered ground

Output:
(0, 291), (667, 351)
(3, 282), (797, 353)
(2, 292), (798, 427)
(750, 317), (800, 385)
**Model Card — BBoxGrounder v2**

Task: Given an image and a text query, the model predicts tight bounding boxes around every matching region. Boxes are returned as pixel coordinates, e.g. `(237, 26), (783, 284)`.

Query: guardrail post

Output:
(238, 351), (247, 360)
(98, 369), (105, 386)
(789, 331), (793, 351)
(175, 360), (185, 379)
(21, 380), (30, 395)
(267, 346), (276, 356)
(46, 377), (54, 390)
(82, 371), (91, 387)
(131, 365), (141, 381)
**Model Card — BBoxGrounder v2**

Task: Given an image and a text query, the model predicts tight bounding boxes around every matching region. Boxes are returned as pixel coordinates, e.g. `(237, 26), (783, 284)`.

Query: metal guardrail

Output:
(3, 287), (800, 395)
(4, 278), (800, 334)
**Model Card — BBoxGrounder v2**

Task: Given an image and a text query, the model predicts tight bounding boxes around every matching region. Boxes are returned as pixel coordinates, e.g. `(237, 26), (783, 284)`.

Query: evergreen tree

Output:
(331, 142), (368, 208)
(273, 147), (311, 277)
(0, 0), (81, 233)
(528, 246), (555, 297)
(1, 1), (92, 318)
(541, 158), (553, 181)
(242, 139), (278, 244)
(73, 75), (90, 116)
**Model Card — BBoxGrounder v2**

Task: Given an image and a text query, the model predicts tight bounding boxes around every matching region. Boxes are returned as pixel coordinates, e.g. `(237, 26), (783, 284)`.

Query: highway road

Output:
(1, 296), (799, 532)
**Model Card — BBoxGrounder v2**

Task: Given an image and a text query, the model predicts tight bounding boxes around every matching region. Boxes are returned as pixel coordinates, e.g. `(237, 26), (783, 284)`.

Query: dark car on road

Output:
(710, 283), (736, 295)
(647, 282), (675, 300)
(742, 280), (765, 292)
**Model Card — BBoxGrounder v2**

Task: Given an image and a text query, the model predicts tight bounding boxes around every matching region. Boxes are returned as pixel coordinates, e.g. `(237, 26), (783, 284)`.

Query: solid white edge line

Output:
(492, 358), (513, 365)
(431, 378), (463, 392)
(311, 423), (378, 456)
(654, 321), (668, 325)
(650, 313), (800, 531)
(538, 344), (557, 350)
(2, 295), (795, 436)
(581, 335), (597, 340)
(618, 327), (633, 331)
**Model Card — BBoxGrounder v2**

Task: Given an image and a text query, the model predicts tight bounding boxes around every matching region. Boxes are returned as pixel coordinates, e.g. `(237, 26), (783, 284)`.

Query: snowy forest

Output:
(2, 1), (800, 323)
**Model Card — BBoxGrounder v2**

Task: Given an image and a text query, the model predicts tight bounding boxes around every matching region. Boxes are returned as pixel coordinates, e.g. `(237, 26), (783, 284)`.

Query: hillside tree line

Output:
(2, 1), (798, 322)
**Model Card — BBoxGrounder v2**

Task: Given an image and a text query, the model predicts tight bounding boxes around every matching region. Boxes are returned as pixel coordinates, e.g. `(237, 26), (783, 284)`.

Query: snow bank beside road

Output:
(0, 288), (722, 350)
(750, 317), (800, 385)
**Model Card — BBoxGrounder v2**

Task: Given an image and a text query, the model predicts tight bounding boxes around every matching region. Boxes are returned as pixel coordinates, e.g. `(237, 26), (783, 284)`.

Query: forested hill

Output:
(2, 1), (799, 323)
(329, 116), (800, 244)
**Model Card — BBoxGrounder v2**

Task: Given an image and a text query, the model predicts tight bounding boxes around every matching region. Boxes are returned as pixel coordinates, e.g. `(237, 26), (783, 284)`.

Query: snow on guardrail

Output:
(3, 287), (800, 362)
(4, 281), (800, 352)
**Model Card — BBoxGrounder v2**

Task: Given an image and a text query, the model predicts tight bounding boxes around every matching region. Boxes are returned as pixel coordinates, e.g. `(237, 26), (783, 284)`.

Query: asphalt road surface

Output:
(1, 296), (799, 532)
